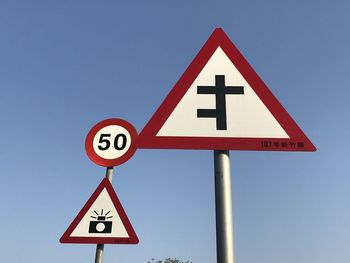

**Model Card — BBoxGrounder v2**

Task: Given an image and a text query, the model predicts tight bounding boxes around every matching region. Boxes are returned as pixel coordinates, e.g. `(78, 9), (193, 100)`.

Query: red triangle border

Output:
(60, 178), (139, 244)
(136, 28), (316, 152)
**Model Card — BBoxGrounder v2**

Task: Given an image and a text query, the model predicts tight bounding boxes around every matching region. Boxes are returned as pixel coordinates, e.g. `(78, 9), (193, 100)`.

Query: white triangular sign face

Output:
(157, 47), (289, 138)
(70, 188), (129, 238)
(60, 178), (138, 244)
(137, 28), (316, 151)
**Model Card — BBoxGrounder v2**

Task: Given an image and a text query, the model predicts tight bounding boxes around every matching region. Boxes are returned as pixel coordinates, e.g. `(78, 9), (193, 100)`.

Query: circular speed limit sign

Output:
(85, 118), (138, 167)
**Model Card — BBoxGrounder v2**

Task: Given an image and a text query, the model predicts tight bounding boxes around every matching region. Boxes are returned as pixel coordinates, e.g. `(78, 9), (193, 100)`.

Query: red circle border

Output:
(85, 118), (138, 167)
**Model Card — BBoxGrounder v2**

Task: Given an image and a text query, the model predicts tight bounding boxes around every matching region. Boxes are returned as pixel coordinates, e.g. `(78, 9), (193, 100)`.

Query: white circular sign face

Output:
(85, 118), (138, 167)
(92, 125), (132, 160)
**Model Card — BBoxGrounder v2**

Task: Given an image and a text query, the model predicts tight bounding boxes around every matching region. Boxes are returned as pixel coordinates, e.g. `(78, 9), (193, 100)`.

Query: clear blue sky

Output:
(0, 1), (349, 262)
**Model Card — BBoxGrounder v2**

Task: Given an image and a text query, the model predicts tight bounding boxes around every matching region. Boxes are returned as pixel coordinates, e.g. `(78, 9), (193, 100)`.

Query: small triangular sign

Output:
(137, 28), (316, 151)
(60, 178), (138, 244)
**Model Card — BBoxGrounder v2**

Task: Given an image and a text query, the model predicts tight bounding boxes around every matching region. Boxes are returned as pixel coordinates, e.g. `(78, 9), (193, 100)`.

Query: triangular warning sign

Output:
(60, 178), (139, 244)
(137, 28), (316, 151)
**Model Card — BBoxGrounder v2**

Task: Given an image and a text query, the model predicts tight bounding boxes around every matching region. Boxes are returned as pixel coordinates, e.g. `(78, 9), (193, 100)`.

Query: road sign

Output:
(137, 28), (316, 151)
(60, 178), (139, 244)
(85, 118), (138, 167)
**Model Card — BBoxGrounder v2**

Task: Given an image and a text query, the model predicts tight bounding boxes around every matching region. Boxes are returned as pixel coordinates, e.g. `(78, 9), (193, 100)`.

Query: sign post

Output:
(95, 243), (104, 263)
(214, 150), (234, 263)
(94, 166), (114, 263)
(61, 118), (139, 263)
(137, 28), (316, 263)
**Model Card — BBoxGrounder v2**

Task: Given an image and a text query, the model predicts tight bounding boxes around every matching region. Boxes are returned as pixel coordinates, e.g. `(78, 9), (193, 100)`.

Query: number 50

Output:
(98, 134), (127, 151)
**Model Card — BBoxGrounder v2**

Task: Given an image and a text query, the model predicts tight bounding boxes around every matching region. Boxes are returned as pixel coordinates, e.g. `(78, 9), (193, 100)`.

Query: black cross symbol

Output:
(197, 75), (244, 130)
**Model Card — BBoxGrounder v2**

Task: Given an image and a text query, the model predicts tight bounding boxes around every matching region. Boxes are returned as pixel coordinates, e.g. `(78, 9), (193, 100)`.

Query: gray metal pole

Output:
(95, 244), (104, 263)
(214, 150), (234, 263)
(94, 167), (114, 263)
(105, 166), (113, 183)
